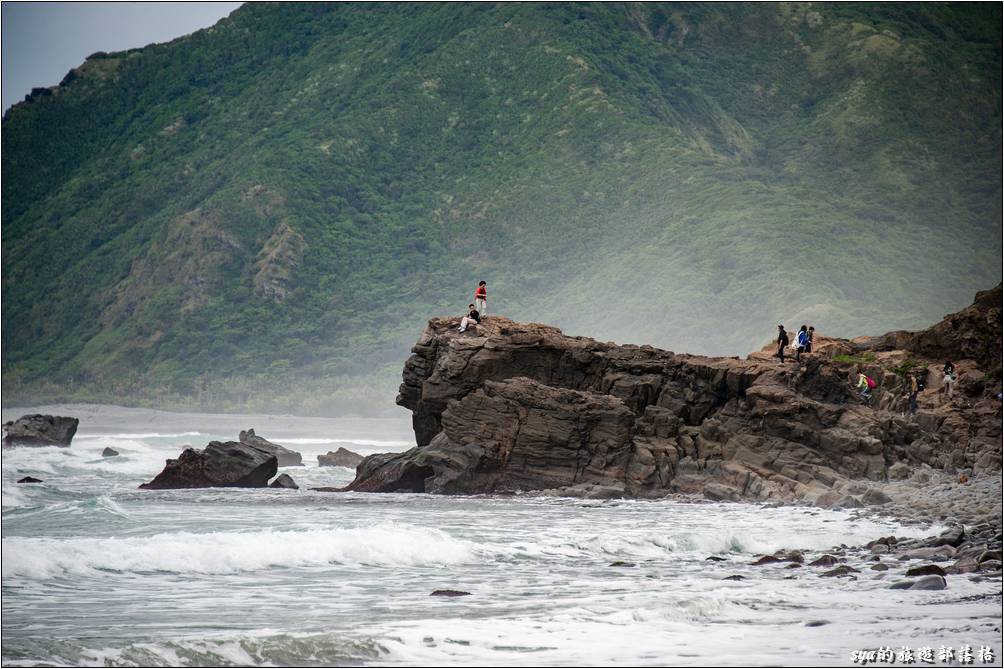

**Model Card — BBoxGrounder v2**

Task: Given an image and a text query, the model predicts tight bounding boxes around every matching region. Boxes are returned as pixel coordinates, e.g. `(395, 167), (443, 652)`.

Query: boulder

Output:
(809, 554), (841, 567)
(3, 415), (78, 447)
(933, 525), (966, 548)
(317, 447), (364, 468)
(238, 429), (302, 466)
(861, 489), (892, 506)
(102, 447), (119, 457)
(139, 441), (277, 489)
(430, 590), (470, 597)
(906, 564), (947, 577)
(909, 575), (948, 590)
(269, 473), (299, 489)
(16, 476), (43, 483)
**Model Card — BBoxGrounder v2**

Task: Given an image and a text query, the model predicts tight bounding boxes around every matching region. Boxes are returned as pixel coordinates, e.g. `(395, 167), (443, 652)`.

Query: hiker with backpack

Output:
(457, 303), (480, 333)
(795, 325), (809, 362)
(776, 325), (789, 363)
(474, 281), (487, 317)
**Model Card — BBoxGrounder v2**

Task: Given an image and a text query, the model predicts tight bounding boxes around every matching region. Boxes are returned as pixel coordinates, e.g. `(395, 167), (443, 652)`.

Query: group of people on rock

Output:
(856, 361), (957, 415)
(775, 324), (814, 363)
(457, 281), (487, 333)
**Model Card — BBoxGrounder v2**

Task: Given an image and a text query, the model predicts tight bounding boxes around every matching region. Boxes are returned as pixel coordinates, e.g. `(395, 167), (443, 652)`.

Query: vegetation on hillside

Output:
(2, 3), (1001, 414)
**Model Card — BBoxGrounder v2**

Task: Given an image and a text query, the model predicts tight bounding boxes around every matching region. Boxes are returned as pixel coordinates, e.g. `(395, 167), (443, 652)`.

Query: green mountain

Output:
(3, 3), (1001, 415)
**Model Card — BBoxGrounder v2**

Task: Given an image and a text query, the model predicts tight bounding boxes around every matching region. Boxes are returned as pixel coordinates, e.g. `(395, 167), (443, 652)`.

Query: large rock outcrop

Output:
(140, 441), (278, 489)
(318, 447), (364, 468)
(347, 286), (1002, 501)
(238, 428), (302, 466)
(2, 414), (79, 447)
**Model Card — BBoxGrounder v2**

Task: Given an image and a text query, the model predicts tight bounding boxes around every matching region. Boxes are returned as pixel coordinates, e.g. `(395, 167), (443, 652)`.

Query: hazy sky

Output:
(2, 2), (243, 110)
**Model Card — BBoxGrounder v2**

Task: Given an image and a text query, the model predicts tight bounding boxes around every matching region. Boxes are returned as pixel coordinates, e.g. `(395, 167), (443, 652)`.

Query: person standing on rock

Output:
(795, 325), (809, 362)
(856, 368), (874, 400)
(906, 372), (919, 416)
(806, 326), (815, 353)
(776, 325), (789, 363)
(942, 361), (956, 402)
(458, 303), (480, 333)
(474, 281), (487, 317)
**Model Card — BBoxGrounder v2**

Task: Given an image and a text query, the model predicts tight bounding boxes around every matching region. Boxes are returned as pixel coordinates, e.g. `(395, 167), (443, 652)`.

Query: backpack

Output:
(797, 330), (808, 347)
(865, 376), (877, 389)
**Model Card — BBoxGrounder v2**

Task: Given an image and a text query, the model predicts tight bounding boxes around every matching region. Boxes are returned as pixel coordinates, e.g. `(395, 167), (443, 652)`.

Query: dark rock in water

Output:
(238, 429), (302, 466)
(805, 620), (830, 627)
(705, 556), (727, 562)
(778, 550), (804, 563)
(269, 473), (299, 489)
(3, 415), (78, 447)
(139, 441), (277, 489)
(752, 555), (783, 566)
(871, 563), (889, 571)
(889, 580), (915, 590)
(820, 565), (860, 577)
(933, 525), (966, 548)
(724, 575), (745, 581)
(430, 590), (470, 597)
(809, 554), (841, 567)
(609, 561), (635, 567)
(906, 564), (947, 577)
(16, 476), (43, 483)
(909, 575), (948, 590)
(318, 447), (364, 468)
(102, 447), (119, 457)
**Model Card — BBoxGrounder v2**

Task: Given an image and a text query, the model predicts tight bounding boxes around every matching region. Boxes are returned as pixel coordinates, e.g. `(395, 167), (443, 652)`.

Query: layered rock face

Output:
(140, 441), (278, 489)
(347, 285), (1002, 501)
(2, 414), (79, 447)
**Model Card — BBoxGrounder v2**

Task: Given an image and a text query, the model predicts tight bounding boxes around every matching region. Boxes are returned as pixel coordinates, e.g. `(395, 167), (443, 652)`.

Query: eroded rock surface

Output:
(318, 447), (364, 468)
(238, 428), (302, 466)
(3, 415), (79, 447)
(140, 441), (277, 489)
(347, 286), (1002, 500)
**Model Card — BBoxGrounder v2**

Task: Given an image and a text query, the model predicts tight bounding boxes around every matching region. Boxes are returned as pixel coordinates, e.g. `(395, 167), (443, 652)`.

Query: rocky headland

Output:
(346, 285), (1002, 512)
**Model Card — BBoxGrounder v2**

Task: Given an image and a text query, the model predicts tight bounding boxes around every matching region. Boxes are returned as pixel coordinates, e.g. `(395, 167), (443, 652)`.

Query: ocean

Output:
(2, 405), (1000, 667)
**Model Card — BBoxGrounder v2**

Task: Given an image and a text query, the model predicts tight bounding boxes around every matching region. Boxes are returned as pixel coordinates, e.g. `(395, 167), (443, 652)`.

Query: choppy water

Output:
(2, 406), (1001, 666)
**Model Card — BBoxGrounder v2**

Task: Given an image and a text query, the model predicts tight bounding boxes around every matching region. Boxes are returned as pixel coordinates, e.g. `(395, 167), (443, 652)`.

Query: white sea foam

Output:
(1, 524), (479, 578)
(75, 432), (203, 439)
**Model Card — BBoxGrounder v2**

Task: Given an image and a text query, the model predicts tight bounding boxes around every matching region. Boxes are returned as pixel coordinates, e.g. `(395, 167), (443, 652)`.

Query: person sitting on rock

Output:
(776, 325), (789, 363)
(458, 304), (480, 333)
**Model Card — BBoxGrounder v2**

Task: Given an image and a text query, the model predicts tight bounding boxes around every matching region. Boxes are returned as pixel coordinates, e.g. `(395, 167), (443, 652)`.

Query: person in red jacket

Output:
(474, 281), (487, 316)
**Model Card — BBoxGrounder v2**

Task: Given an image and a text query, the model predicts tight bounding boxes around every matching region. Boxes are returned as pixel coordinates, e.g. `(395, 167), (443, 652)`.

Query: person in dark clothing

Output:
(806, 326), (815, 353)
(795, 325), (809, 362)
(458, 304), (480, 333)
(942, 361), (956, 402)
(776, 325), (789, 363)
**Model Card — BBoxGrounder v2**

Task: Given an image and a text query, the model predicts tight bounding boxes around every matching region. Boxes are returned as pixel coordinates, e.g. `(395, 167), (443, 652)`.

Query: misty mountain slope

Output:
(2, 3), (1000, 413)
